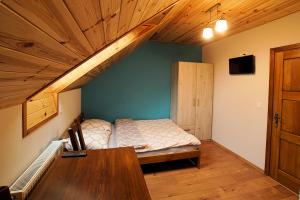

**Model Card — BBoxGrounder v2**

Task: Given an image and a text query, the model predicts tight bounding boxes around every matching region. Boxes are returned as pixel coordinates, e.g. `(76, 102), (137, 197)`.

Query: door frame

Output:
(265, 43), (300, 175)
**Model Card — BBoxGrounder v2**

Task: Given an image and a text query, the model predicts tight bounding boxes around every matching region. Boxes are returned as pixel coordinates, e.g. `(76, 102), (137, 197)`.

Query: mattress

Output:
(115, 119), (201, 152)
(108, 125), (118, 148)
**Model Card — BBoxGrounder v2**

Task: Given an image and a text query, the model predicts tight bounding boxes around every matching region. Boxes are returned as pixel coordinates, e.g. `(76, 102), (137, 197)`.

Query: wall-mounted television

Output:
(229, 55), (255, 75)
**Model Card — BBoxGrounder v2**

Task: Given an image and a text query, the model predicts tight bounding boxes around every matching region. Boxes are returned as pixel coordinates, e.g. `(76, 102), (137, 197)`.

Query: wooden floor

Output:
(143, 141), (298, 200)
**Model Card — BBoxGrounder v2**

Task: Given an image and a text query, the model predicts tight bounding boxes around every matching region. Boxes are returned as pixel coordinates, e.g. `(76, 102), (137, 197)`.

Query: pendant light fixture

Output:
(202, 6), (213, 40)
(202, 3), (228, 39)
(215, 18), (228, 33)
(202, 27), (214, 39)
(215, 5), (228, 33)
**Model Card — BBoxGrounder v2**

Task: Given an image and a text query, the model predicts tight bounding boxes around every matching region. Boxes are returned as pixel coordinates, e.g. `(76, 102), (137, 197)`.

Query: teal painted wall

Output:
(82, 41), (202, 122)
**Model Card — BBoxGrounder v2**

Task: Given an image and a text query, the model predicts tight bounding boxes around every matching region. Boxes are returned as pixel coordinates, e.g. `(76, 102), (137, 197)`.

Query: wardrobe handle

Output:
(193, 99), (196, 107)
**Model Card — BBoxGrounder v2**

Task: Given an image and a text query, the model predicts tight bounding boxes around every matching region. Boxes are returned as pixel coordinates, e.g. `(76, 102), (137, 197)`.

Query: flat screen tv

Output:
(229, 55), (255, 74)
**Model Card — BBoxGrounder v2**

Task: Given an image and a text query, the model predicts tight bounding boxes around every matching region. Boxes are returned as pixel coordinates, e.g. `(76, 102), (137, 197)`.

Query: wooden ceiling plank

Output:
(0, 79), (49, 87)
(0, 96), (27, 109)
(153, 0), (213, 42)
(0, 85), (41, 96)
(0, 87), (37, 98)
(151, 0), (198, 41)
(117, 0), (138, 37)
(141, 0), (178, 22)
(151, 0), (190, 36)
(0, 3), (81, 65)
(0, 46), (69, 74)
(129, 0), (151, 30)
(64, 0), (106, 51)
(0, 71), (63, 81)
(2, 0), (95, 58)
(100, 0), (122, 44)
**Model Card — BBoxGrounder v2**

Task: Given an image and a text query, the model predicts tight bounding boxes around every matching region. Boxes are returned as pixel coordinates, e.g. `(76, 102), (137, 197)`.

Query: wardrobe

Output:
(170, 61), (213, 140)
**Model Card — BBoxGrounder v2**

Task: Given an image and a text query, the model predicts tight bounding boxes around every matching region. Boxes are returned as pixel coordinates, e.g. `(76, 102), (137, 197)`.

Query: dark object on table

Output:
(0, 186), (12, 200)
(62, 150), (87, 158)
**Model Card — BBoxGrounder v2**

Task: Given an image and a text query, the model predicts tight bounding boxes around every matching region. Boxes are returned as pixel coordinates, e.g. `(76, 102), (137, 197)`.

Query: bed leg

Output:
(197, 148), (201, 169)
(197, 157), (201, 169)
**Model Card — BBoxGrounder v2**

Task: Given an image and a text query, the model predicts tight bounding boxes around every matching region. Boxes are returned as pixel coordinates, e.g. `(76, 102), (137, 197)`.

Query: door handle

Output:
(274, 112), (281, 128)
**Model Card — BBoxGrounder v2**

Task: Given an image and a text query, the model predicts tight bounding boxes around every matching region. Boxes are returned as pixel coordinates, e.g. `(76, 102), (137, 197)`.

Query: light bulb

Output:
(215, 19), (228, 33)
(202, 27), (213, 39)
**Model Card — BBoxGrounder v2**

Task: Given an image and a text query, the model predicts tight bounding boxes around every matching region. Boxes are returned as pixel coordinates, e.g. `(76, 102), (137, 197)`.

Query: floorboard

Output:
(143, 141), (298, 200)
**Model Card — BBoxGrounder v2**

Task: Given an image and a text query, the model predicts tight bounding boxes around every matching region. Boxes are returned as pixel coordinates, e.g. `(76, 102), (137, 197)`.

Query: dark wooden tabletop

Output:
(29, 147), (151, 200)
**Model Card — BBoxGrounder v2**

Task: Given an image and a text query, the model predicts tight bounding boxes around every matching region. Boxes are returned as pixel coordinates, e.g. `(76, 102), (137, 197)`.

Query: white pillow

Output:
(81, 119), (111, 133)
(64, 119), (112, 150)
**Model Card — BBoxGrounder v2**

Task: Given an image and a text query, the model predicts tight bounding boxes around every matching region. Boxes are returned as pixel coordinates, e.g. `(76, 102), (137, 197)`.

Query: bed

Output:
(65, 114), (201, 168)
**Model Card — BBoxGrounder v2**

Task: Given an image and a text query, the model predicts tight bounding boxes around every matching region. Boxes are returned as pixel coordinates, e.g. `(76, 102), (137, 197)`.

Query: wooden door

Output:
(195, 63), (213, 140)
(268, 44), (300, 193)
(177, 62), (197, 134)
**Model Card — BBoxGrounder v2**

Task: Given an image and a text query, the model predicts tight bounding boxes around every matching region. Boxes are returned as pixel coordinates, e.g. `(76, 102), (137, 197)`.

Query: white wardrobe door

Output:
(195, 63), (213, 140)
(177, 62), (197, 132)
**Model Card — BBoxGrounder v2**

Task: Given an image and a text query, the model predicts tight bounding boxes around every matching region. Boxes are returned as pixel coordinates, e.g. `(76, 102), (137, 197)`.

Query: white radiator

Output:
(10, 140), (63, 200)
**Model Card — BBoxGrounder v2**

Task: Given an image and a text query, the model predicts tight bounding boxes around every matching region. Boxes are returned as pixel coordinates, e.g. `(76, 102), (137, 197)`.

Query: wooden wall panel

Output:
(25, 92), (58, 133)
(2, 0), (94, 58)
(0, 3), (81, 65)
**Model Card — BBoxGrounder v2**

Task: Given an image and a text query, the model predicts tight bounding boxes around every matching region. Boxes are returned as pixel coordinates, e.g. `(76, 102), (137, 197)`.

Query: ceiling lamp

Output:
(202, 27), (214, 39)
(202, 3), (228, 39)
(215, 18), (228, 33)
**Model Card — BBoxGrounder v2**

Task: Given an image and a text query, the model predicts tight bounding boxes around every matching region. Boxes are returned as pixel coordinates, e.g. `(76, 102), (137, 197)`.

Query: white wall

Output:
(203, 12), (300, 169)
(0, 89), (81, 185)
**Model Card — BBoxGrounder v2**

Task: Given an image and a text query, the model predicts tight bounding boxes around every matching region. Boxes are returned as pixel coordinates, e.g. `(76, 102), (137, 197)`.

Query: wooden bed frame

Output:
(68, 114), (201, 168)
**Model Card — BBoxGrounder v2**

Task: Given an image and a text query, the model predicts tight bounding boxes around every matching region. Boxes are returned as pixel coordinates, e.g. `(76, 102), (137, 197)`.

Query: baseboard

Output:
(211, 140), (264, 174)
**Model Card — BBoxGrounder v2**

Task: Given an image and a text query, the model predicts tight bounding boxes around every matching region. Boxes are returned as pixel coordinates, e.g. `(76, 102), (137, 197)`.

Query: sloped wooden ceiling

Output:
(0, 0), (300, 109)
(0, 0), (184, 108)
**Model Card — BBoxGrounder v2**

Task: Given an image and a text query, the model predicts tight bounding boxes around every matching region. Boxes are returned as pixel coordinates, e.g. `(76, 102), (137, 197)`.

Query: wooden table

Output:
(29, 147), (151, 200)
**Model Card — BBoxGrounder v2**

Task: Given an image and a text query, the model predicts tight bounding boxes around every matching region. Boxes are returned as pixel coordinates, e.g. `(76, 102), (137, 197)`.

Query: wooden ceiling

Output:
(0, 0), (299, 109)
(153, 0), (300, 44)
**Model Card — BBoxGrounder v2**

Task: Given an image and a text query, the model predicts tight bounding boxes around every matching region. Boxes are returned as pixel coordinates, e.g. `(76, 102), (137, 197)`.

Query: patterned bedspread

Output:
(115, 119), (201, 152)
